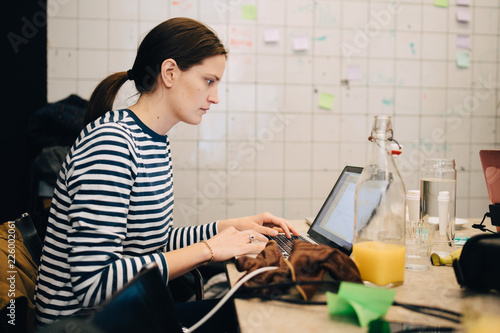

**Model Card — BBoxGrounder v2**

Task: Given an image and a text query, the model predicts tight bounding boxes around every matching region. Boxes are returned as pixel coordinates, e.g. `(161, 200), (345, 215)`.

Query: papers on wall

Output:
(456, 35), (471, 50)
(347, 65), (363, 80)
(456, 7), (471, 22)
(318, 92), (335, 110)
(264, 27), (279, 43)
(456, 52), (470, 68)
(293, 36), (309, 51)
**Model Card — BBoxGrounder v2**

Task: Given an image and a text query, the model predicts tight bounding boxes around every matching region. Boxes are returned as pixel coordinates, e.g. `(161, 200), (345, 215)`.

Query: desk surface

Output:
(226, 219), (484, 333)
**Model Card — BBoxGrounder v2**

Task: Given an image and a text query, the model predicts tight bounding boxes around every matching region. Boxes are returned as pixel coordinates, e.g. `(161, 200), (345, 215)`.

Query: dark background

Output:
(2, 0), (47, 222)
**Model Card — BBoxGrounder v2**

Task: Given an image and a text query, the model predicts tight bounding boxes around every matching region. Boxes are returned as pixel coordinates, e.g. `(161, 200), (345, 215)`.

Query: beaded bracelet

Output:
(201, 240), (214, 265)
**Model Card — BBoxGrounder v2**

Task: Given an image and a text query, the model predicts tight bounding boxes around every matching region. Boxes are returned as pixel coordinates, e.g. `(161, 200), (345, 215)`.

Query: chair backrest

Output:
(15, 213), (43, 266)
(92, 263), (185, 333)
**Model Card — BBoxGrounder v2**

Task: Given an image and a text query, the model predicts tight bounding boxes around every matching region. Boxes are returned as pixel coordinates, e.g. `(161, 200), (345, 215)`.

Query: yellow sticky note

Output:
(456, 52), (470, 68)
(318, 92), (335, 110)
(242, 5), (257, 20)
(434, 0), (448, 7)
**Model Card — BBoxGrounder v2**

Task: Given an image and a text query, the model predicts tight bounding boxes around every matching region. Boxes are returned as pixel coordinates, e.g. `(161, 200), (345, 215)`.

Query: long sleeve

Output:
(35, 110), (217, 325)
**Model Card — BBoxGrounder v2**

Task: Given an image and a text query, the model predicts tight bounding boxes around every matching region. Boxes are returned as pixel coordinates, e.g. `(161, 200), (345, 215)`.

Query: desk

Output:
(226, 219), (484, 333)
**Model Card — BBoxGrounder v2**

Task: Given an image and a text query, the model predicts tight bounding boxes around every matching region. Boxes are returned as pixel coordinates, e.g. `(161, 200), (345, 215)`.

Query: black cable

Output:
(472, 212), (497, 234)
(392, 301), (461, 324)
(233, 280), (462, 324)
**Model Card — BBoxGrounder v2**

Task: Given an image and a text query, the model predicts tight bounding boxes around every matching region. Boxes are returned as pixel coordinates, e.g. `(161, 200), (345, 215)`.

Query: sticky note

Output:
(457, 0), (470, 5)
(242, 5), (257, 20)
(456, 34), (471, 50)
(434, 0), (448, 7)
(456, 52), (470, 68)
(455, 236), (469, 246)
(347, 65), (362, 80)
(318, 92), (335, 110)
(456, 7), (471, 22)
(326, 282), (396, 328)
(293, 36), (309, 51)
(264, 27), (279, 43)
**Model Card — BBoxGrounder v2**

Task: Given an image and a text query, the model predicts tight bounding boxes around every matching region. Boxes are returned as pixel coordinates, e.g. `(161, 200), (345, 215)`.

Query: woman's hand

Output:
(217, 212), (300, 239)
(205, 227), (268, 262)
(165, 227), (267, 279)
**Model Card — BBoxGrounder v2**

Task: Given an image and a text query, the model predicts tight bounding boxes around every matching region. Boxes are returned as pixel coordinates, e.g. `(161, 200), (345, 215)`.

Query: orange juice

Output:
(352, 241), (405, 287)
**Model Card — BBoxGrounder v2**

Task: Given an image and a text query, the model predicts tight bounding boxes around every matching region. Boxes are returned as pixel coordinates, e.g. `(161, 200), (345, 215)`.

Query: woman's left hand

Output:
(217, 212), (300, 239)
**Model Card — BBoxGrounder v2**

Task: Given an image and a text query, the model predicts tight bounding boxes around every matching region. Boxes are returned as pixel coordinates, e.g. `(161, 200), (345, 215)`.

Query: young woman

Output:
(35, 17), (298, 329)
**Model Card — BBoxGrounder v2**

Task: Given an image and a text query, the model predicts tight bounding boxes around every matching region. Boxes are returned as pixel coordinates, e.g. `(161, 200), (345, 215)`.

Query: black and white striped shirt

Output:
(34, 110), (217, 325)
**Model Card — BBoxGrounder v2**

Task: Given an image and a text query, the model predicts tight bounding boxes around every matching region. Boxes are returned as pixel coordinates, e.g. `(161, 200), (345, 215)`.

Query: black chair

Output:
(91, 263), (185, 333)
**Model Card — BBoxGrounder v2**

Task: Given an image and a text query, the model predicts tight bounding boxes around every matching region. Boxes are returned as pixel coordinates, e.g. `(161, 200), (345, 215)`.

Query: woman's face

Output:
(169, 54), (226, 125)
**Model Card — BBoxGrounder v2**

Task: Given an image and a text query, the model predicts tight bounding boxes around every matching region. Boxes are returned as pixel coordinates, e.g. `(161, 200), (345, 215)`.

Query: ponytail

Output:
(83, 71), (129, 127)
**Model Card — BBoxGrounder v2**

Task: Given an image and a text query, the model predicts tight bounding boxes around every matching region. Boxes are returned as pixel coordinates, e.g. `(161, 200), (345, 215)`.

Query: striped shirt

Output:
(34, 110), (217, 325)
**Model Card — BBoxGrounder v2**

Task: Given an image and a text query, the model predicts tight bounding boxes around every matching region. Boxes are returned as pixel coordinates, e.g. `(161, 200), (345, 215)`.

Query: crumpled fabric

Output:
(27, 94), (87, 150)
(235, 240), (362, 300)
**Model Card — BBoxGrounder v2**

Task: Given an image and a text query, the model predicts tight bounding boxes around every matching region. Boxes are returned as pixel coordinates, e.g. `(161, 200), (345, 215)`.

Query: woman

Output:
(35, 17), (298, 329)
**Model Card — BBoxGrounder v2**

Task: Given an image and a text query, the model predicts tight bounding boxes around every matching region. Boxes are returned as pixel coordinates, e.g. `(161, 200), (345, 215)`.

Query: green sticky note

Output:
(326, 282), (396, 327)
(318, 92), (335, 110)
(434, 0), (448, 7)
(456, 52), (470, 68)
(242, 5), (257, 20)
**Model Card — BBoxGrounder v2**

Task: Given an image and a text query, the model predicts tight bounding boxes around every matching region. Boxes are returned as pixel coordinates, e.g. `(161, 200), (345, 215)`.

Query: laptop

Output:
(479, 149), (500, 231)
(479, 149), (500, 205)
(268, 165), (363, 256)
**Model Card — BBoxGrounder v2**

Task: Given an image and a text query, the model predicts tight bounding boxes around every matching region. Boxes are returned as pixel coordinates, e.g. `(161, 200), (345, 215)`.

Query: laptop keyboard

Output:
(266, 234), (311, 257)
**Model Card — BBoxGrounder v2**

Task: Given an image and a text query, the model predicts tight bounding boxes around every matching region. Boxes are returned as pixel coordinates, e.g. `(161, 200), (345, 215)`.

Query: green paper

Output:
(456, 52), (470, 68)
(242, 5), (257, 20)
(434, 0), (448, 7)
(368, 319), (391, 333)
(326, 282), (396, 327)
(318, 92), (335, 110)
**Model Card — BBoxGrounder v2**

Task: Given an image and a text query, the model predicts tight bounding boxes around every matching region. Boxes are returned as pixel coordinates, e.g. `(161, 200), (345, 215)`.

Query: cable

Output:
(186, 266), (278, 332)
(187, 269), (461, 331)
(472, 212), (497, 234)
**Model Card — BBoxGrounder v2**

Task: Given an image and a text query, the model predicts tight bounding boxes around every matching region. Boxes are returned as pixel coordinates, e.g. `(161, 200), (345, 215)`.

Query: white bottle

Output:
(438, 191), (450, 236)
(407, 190), (420, 223)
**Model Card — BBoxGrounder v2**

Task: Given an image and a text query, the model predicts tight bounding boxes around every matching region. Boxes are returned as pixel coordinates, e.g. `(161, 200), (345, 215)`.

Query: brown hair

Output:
(84, 17), (227, 127)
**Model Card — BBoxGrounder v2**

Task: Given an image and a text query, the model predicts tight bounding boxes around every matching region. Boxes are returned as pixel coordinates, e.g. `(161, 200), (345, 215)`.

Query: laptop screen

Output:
(307, 166), (363, 255)
(480, 149), (500, 205)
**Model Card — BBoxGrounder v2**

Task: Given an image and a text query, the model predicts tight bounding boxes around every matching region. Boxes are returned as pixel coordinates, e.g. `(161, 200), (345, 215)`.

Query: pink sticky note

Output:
(264, 27), (279, 43)
(456, 7), (471, 22)
(293, 36), (309, 51)
(347, 65), (362, 80)
(456, 35), (471, 50)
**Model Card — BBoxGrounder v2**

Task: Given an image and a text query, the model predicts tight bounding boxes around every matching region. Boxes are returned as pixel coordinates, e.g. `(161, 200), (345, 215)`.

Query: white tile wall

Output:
(47, 0), (500, 227)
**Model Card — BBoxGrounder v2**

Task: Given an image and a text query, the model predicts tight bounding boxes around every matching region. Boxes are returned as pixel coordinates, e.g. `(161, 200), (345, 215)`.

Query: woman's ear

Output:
(160, 59), (177, 88)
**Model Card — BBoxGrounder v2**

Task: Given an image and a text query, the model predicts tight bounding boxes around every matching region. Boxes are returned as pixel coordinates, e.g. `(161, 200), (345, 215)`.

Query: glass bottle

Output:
(353, 115), (406, 288)
(420, 158), (457, 256)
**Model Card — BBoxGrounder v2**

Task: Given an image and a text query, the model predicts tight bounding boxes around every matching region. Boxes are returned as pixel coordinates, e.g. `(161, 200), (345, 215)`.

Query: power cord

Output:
(472, 212), (497, 234)
(186, 266), (278, 332)
(186, 268), (462, 331)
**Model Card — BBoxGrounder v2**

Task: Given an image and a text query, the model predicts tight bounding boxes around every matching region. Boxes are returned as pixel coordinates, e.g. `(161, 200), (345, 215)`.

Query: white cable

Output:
(187, 266), (278, 332)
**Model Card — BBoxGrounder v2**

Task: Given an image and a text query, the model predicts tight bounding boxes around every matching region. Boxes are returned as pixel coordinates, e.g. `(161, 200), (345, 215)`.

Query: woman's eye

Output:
(207, 79), (214, 85)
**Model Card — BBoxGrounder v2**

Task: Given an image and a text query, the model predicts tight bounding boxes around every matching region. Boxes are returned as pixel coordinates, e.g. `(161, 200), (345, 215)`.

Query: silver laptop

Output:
(268, 166), (363, 256)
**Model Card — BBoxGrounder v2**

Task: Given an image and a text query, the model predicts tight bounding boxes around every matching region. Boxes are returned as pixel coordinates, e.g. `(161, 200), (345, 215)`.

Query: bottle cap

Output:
(407, 190), (420, 200)
(438, 191), (450, 201)
(391, 142), (402, 156)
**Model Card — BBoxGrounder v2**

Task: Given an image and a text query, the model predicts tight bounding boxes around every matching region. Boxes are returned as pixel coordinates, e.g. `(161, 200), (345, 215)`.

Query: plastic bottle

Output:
(407, 190), (420, 223)
(353, 115), (406, 288)
(438, 191), (450, 236)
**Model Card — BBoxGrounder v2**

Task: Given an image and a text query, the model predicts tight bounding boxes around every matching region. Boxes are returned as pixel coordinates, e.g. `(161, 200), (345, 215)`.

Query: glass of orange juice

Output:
(352, 241), (405, 288)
